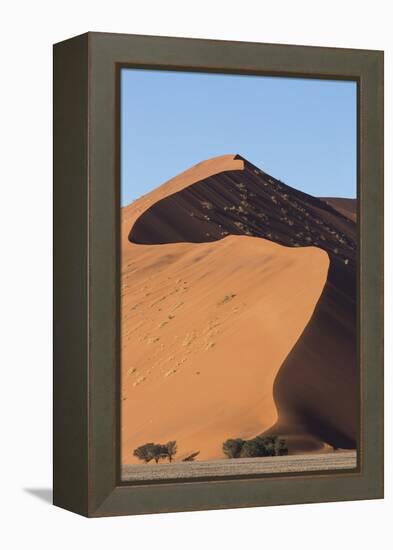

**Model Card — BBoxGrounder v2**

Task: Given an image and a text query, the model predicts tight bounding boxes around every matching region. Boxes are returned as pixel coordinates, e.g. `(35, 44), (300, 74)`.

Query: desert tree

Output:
(223, 435), (289, 458)
(277, 438), (289, 456)
(256, 435), (276, 456)
(222, 438), (245, 459)
(255, 435), (289, 456)
(165, 440), (177, 462)
(151, 444), (169, 464)
(133, 443), (156, 463)
(239, 439), (262, 458)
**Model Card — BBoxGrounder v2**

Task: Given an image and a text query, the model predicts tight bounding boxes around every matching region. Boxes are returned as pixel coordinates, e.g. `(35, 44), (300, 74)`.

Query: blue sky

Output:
(121, 69), (356, 207)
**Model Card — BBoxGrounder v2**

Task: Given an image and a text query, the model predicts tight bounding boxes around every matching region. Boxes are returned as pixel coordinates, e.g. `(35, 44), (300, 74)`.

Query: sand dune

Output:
(121, 236), (328, 463)
(122, 154), (244, 234)
(121, 154), (357, 463)
(321, 197), (357, 222)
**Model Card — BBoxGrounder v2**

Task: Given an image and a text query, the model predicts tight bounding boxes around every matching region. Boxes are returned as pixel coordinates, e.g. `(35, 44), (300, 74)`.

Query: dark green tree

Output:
(256, 435), (276, 456)
(277, 438), (289, 456)
(151, 444), (168, 463)
(165, 440), (178, 462)
(222, 438), (245, 459)
(133, 443), (156, 463)
(223, 435), (289, 458)
(239, 439), (263, 458)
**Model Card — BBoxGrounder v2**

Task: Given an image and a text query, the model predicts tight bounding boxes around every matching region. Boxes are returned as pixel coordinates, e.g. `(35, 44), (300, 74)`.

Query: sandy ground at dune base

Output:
(121, 450), (357, 481)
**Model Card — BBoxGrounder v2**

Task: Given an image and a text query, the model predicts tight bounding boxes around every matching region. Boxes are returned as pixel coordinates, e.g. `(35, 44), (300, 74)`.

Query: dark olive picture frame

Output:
(53, 32), (383, 517)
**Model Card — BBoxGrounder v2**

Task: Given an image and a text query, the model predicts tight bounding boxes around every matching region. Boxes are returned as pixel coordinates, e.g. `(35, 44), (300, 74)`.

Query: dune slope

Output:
(122, 154), (357, 461)
(321, 197), (357, 222)
(121, 236), (328, 463)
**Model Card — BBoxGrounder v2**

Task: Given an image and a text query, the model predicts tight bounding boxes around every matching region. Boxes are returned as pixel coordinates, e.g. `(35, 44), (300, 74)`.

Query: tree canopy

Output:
(222, 435), (288, 459)
(133, 442), (156, 463)
(133, 440), (178, 464)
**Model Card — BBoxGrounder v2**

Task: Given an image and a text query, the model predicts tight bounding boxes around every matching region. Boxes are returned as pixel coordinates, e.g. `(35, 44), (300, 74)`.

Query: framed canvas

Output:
(53, 32), (384, 517)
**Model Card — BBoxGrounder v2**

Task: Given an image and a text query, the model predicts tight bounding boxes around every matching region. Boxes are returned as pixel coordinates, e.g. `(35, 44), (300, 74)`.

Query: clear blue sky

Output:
(121, 69), (356, 207)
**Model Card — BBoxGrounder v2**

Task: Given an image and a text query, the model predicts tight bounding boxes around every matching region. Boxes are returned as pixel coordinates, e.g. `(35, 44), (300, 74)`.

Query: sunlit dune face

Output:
(121, 236), (329, 463)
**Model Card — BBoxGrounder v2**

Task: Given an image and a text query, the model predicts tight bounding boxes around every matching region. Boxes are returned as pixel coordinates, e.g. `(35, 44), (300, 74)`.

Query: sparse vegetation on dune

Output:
(218, 293), (236, 306)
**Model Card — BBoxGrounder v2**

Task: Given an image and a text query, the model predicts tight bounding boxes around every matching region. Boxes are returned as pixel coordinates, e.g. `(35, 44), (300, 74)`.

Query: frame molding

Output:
(53, 32), (383, 517)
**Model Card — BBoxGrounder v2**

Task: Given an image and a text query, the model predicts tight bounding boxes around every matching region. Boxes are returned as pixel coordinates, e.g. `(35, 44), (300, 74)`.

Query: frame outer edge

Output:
(53, 33), (90, 517)
(74, 32), (384, 516)
(356, 50), (383, 500)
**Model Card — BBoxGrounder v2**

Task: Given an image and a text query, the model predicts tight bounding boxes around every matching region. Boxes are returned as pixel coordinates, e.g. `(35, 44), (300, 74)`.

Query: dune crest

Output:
(123, 154), (243, 234)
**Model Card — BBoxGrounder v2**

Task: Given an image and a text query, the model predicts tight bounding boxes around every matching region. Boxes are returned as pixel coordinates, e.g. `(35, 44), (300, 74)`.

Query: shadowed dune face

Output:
(122, 154), (357, 461)
(129, 156), (356, 271)
(321, 197), (357, 222)
(123, 154), (244, 234)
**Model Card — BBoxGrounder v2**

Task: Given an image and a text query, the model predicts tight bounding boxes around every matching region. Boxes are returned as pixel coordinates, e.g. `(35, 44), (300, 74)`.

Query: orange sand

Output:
(120, 154), (356, 463)
(121, 234), (328, 463)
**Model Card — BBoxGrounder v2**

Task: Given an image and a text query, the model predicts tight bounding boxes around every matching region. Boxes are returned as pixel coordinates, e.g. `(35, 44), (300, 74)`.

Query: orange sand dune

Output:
(121, 236), (328, 463)
(122, 154), (243, 232)
(121, 154), (357, 463)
